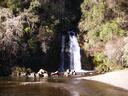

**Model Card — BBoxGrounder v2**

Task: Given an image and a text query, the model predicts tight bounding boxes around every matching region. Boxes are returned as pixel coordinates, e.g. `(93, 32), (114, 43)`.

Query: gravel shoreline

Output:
(77, 69), (128, 91)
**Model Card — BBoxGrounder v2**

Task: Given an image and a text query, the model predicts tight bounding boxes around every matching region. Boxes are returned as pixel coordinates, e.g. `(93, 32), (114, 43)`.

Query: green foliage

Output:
(11, 66), (33, 77)
(79, 0), (126, 45)
(93, 52), (110, 73)
(96, 64), (110, 73)
(120, 43), (128, 68)
(0, 0), (8, 7)
(28, 38), (38, 52)
(7, 0), (22, 12)
(6, 0), (41, 13)
(99, 20), (125, 42)
(80, 0), (105, 31)
(29, 0), (41, 12)
(24, 27), (31, 33)
(93, 53), (108, 66)
(11, 66), (26, 77)
(84, 0), (90, 4)
(0, 0), (82, 76)
(91, 2), (105, 21)
(79, 0), (127, 72)
(93, 52), (124, 73)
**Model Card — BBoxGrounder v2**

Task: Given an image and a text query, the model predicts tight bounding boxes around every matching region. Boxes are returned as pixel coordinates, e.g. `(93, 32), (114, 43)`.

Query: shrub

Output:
(119, 43), (128, 68)
(94, 52), (124, 73)
(28, 0), (41, 12)
(11, 66), (26, 77)
(11, 66), (33, 77)
(24, 27), (31, 33)
(7, 0), (22, 12)
(99, 20), (125, 42)
(93, 52), (110, 73)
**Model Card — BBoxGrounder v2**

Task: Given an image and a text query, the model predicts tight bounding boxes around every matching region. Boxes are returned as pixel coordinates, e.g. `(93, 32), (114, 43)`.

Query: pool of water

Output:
(0, 77), (128, 96)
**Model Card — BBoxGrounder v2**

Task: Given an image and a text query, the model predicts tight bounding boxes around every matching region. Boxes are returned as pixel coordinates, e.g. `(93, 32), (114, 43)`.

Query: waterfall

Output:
(69, 31), (81, 72)
(58, 35), (65, 72)
(58, 31), (82, 72)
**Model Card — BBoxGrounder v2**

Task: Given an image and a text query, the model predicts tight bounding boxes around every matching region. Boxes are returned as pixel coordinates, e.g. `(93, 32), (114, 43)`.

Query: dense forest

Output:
(79, 0), (128, 73)
(0, 0), (128, 76)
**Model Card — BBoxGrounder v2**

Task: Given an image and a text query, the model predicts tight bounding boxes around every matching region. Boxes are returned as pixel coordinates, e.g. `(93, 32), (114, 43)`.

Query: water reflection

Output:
(0, 80), (70, 96)
(0, 77), (128, 96)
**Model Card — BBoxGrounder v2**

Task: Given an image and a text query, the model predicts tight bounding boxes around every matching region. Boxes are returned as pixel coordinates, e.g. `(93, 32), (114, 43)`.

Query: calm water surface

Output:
(0, 77), (128, 96)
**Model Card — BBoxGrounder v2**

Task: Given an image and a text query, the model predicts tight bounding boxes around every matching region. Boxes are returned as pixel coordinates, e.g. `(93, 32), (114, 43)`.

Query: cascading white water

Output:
(58, 31), (83, 72)
(69, 31), (82, 72)
(59, 35), (65, 72)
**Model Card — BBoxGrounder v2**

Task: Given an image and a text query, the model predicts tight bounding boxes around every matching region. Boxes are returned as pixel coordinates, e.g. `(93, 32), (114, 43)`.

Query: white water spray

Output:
(58, 31), (85, 72)
(69, 31), (82, 72)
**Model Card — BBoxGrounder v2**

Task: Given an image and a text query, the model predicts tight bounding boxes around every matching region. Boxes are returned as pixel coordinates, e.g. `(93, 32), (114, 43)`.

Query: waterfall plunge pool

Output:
(0, 77), (128, 96)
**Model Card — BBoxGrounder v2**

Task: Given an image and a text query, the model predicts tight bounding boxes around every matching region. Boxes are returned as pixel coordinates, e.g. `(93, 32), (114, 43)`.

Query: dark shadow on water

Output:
(0, 82), (71, 96)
